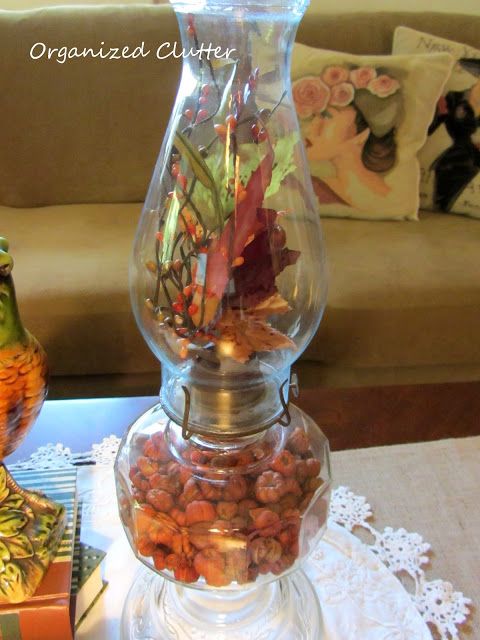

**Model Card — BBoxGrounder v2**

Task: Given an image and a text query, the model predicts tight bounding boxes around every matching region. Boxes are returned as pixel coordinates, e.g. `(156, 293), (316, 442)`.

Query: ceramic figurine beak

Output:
(0, 250), (13, 277)
(0, 239), (13, 277)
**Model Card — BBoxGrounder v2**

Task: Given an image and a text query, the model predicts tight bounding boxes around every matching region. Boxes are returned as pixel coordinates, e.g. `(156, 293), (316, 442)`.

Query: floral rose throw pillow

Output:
(393, 26), (480, 219)
(291, 44), (453, 220)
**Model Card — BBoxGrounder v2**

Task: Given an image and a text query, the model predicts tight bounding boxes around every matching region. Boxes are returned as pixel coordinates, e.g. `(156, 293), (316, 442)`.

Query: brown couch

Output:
(1, 6), (480, 397)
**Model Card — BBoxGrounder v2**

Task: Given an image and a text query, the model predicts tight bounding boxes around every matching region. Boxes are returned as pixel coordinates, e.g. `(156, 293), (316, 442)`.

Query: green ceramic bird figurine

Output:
(0, 237), (48, 457)
(0, 237), (66, 604)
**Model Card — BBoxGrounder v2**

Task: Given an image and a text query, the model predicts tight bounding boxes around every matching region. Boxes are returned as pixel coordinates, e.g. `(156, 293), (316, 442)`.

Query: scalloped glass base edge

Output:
(121, 568), (323, 639)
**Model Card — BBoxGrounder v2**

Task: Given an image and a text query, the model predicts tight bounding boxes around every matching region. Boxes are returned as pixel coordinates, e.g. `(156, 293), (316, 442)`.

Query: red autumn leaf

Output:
(229, 208), (300, 308)
(205, 150), (274, 300)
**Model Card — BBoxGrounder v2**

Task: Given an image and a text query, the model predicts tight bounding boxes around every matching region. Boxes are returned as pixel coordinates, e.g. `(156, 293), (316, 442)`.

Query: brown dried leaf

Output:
(216, 315), (253, 364)
(216, 310), (296, 364)
(244, 317), (296, 352)
(251, 293), (291, 316)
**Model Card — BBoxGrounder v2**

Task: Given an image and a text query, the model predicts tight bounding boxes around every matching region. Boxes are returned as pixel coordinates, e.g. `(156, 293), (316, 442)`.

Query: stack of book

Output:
(71, 540), (107, 628)
(0, 467), (107, 639)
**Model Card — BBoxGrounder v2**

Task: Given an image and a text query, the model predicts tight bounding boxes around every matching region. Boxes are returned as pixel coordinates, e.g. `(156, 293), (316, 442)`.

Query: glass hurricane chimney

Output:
(129, 0), (327, 438)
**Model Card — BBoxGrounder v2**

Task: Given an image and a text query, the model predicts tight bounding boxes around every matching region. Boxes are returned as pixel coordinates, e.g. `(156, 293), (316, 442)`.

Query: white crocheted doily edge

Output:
(11, 437), (472, 640)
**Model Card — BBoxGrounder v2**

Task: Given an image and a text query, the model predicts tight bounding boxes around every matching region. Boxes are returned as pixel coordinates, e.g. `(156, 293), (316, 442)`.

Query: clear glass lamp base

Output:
(121, 569), (323, 639)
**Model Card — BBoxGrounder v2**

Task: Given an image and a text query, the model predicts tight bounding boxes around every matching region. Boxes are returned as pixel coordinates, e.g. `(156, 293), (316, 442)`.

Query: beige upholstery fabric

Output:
(312, 212), (480, 369)
(2, 204), (479, 378)
(297, 11), (480, 55)
(0, 6), (180, 207)
(0, 7), (479, 208)
(1, 203), (157, 376)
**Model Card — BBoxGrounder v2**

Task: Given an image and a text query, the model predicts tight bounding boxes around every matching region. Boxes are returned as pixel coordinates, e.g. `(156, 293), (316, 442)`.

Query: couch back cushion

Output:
(0, 6), (181, 208)
(0, 7), (479, 208)
(296, 11), (480, 55)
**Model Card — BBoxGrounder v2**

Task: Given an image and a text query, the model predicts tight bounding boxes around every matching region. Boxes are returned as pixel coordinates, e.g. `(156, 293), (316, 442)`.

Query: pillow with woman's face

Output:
(393, 27), (480, 219)
(291, 44), (453, 220)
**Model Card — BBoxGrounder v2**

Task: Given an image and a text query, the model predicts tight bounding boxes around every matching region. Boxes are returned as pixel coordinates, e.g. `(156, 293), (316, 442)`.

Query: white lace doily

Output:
(12, 438), (472, 640)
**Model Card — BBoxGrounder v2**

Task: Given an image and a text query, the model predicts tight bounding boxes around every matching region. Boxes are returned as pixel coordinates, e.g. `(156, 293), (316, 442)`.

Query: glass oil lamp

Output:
(115, 0), (330, 637)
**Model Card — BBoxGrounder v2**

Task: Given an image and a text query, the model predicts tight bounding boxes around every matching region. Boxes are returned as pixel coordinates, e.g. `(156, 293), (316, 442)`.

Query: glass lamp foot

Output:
(121, 568), (323, 639)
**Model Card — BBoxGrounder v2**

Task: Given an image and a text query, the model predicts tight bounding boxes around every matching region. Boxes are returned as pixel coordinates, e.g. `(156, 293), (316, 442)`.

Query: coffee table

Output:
(298, 379), (480, 449)
(6, 395), (479, 638)
(24, 378), (480, 453)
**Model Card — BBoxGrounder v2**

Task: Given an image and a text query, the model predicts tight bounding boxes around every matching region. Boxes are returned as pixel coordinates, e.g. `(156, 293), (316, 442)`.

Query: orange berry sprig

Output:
(181, 12), (223, 135)
(186, 13), (196, 37)
(154, 60), (281, 346)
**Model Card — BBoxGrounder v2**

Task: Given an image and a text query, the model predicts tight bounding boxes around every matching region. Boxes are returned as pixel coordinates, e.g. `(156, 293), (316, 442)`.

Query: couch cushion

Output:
(1, 7), (479, 209)
(297, 11), (480, 55)
(2, 205), (480, 377)
(291, 45), (453, 220)
(1, 203), (158, 376)
(392, 26), (480, 220)
(311, 212), (480, 369)
(0, 5), (180, 208)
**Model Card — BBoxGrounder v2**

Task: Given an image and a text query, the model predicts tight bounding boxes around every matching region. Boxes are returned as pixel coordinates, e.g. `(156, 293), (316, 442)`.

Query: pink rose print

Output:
(321, 65), (349, 87)
(350, 66), (377, 89)
(293, 76), (330, 119)
(368, 74), (400, 98)
(329, 82), (355, 107)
